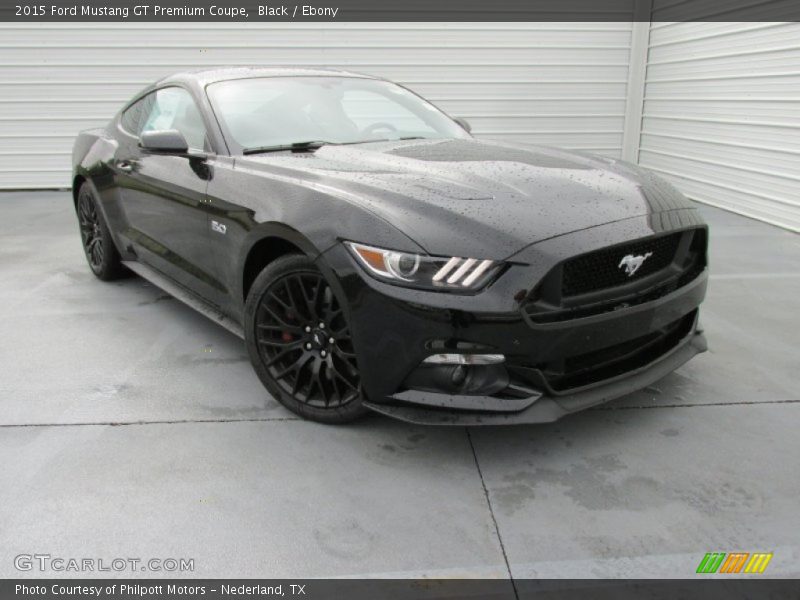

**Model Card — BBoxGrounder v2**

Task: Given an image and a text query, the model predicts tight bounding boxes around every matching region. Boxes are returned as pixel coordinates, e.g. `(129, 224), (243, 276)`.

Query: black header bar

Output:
(4, 0), (800, 22)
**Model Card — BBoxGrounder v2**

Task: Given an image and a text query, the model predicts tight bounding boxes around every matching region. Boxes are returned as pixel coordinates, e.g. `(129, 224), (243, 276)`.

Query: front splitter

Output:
(363, 331), (707, 426)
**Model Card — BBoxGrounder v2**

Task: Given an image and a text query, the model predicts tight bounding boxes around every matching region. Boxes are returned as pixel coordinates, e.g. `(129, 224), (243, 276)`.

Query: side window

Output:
(139, 87), (208, 150)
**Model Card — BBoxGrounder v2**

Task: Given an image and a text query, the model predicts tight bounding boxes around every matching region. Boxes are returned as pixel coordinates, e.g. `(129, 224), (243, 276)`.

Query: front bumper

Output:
(364, 328), (706, 425)
(316, 212), (708, 425)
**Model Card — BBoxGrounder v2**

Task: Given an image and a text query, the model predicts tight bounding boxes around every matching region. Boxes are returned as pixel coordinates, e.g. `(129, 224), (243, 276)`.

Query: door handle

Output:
(117, 160), (134, 173)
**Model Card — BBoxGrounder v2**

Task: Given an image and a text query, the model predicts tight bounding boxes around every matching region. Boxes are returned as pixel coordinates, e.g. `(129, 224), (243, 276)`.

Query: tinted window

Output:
(206, 77), (469, 151)
(139, 87), (207, 150)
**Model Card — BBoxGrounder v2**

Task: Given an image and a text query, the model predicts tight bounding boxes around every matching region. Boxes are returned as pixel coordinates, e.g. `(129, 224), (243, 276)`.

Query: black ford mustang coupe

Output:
(72, 67), (708, 424)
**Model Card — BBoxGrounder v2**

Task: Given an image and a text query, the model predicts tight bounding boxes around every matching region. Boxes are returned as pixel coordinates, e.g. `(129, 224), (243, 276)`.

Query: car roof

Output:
(156, 66), (379, 88)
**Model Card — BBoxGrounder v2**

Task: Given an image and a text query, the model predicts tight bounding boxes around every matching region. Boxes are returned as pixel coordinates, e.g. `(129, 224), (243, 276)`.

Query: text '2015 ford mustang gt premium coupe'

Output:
(71, 67), (708, 425)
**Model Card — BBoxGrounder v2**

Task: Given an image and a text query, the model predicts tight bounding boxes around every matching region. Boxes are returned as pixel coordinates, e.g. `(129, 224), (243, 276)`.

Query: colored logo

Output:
(696, 552), (773, 574)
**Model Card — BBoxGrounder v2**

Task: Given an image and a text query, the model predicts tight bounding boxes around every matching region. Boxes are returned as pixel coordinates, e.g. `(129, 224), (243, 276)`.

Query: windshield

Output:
(206, 76), (471, 152)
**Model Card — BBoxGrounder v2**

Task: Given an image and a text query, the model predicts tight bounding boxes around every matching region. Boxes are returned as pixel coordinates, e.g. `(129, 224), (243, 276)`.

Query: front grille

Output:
(562, 233), (681, 297)
(523, 228), (707, 324)
(536, 310), (696, 392)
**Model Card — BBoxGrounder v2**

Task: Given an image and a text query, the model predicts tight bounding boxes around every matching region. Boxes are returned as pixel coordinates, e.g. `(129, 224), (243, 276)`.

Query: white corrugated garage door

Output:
(0, 22), (634, 189)
(638, 22), (800, 232)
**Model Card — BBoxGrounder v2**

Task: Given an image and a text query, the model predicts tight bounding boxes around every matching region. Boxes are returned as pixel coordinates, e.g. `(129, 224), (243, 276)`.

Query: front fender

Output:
(206, 159), (425, 316)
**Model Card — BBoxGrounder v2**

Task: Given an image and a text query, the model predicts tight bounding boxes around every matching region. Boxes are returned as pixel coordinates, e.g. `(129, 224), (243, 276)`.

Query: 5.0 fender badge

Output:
(211, 220), (227, 235)
(618, 252), (652, 277)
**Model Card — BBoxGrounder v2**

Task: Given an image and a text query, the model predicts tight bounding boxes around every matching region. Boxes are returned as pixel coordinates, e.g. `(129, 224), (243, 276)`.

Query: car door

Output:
(113, 86), (224, 303)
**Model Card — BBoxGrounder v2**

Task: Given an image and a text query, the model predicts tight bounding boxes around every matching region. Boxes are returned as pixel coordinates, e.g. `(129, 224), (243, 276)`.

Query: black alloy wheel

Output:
(76, 183), (124, 280)
(78, 188), (104, 270)
(245, 255), (366, 423)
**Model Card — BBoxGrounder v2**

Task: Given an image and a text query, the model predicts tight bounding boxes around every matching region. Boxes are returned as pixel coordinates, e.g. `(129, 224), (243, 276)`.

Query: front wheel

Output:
(76, 182), (125, 281)
(244, 254), (367, 424)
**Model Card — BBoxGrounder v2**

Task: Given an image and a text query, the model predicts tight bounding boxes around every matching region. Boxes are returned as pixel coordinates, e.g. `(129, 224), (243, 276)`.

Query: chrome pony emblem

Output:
(618, 252), (653, 277)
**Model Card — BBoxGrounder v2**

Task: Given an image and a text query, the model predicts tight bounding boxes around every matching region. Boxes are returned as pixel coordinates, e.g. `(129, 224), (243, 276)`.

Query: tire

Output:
(244, 254), (367, 424)
(76, 182), (125, 281)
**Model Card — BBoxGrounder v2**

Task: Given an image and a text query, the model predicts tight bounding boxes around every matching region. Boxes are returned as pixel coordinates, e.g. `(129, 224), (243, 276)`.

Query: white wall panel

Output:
(0, 22), (633, 188)
(2, 20), (799, 233)
(639, 20), (800, 231)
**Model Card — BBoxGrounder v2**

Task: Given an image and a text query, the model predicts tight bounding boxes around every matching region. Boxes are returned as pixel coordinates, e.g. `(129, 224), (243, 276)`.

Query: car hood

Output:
(240, 138), (694, 259)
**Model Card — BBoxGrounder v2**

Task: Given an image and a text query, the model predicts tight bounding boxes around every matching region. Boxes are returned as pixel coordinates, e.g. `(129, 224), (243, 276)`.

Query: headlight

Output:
(344, 241), (501, 291)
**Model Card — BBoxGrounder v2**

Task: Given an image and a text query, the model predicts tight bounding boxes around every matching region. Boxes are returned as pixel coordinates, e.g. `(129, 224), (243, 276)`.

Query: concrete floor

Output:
(1, 191), (798, 580)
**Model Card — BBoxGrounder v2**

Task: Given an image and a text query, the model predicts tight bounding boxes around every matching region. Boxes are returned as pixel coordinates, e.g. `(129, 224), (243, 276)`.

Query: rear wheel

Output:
(244, 254), (366, 423)
(76, 183), (125, 280)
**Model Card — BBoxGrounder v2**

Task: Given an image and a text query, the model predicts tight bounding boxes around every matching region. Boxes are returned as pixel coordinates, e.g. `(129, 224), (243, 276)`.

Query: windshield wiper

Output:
(358, 136), (428, 143)
(243, 137), (428, 154)
(243, 141), (333, 155)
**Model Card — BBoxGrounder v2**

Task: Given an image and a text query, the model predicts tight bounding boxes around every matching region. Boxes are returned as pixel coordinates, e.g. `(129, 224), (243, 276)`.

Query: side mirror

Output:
(453, 117), (472, 133)
(139, 129), (189, 153)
